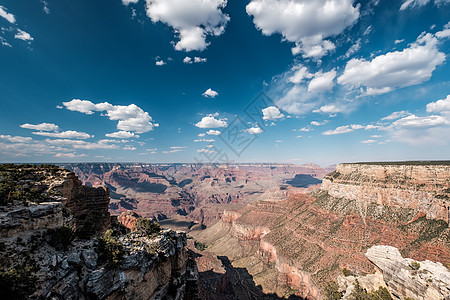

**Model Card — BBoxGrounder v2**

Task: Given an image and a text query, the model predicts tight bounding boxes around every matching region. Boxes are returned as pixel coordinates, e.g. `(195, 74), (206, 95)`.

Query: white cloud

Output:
(194, 138), (215, 142)
(206, 130), (221, 135)
(371, 135), (382, 138)
(41, 1), (50, 14)
(54, 152), (87, 158)
(276, 85), (317, 115)
(195, 113), (227, 128)
(392, 114), (449, 128)
(163, 146), (186, 154)
(262, 106), (284, 120)
(0, 6), (16, 24)
(381, 110), (412, 120)
(344, 38), (361, 58)
(245, 126), (263, 134)
(198, 133), (206, 137)
(145, 0), (229, 51)
(197, 148), (215, 154)
(400, 0), (449, 10)
(62, 99), (158, 133)
(298, 127), (310, 132)
(395, 39), (405, 44)
(20, 123), (59, 131)
(289, 65), (312, 84)
(338, 32), (445, 96)
(123, 146), (137, 150)
(361, 139), (377, 144)
(322, 124), (364, 135)
(32, 131), (92, 139)
(14, 29), (33, 42)
(183, 56), (192, 64)
(194, 57), (207, 63)
(105, 131), (139, 139)
(313, 104), (343, 114)
(0, 135), (33, 143)
(122, 0), (140, 5)
(45, 139), (119, 150)
(426, 94), (450, 113)
(311, 120), (328, 126)
(308, 69), (336, 92)
(436, 23), (450, 38)
(202, 88), (218, 98)
(246, 0), (360, 59)
(155, 60), (166, 66)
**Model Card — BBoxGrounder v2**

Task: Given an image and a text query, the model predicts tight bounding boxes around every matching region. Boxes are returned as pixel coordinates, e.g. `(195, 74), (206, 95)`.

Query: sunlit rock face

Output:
(322, 163), (450, 223)
(366, 245), (450, 299)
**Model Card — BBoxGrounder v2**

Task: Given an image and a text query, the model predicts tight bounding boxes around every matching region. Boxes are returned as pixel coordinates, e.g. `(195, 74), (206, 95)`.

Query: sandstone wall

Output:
(321, 163), (450, 223)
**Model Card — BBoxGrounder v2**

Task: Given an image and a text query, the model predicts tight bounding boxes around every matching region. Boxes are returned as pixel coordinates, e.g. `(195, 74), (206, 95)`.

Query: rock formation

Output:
(322, 162), (450, 223)
(0, 164), (198, 300)
(365, 245), (450, 299)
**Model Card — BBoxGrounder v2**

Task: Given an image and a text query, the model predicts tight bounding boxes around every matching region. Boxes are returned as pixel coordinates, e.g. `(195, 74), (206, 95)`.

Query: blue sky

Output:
(0, 0), (449, 165)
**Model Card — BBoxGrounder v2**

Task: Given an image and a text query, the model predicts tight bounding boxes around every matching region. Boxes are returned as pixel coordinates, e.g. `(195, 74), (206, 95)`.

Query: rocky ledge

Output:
(365, 245), (450, 299)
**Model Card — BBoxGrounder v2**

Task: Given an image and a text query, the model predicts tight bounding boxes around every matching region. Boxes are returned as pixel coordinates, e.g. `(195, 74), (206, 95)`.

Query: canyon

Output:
(1, 162), (450, 299)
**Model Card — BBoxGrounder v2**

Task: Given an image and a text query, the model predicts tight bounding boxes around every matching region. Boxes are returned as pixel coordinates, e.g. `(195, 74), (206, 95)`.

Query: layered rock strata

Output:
(322, 163), (450, 223)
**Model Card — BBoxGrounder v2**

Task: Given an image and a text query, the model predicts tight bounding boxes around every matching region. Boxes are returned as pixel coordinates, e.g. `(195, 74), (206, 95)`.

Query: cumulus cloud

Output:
(122, 0), (139, 5)
(162, 146), (186, 154)
(262, 106), (284, 120)
(145, 0), (229, 51)
(0, 135), (33, 143)
(0, 6), (16, 24)
(155, 60), (166, 66)
(45, 139), (119, 150)
(206, 130), (221, 135)
(32, 131), (92, 139)
(322, 124), (364, 135)
(20, 123), (59, 131)
(105, 131), (139, 139)
(311, 120), (328, 126)
(62, 99), (158, 133)
(123, 146), (137, 150)
(289, 65), (312, 84)
(313, 104), (343, 114)
(246, 0), (360, 59)
(14, 29), (34, 42)
(389, 114), (450, 145)
(194, 57), (207, 63)
(400, 0), (449, 10)
(194, 138), (215, 142)
(245, 126), (263, 134)
(202, 88), (218, 98)
(338, 32), (446, 96)
(308, 69), (336, 92)
(426, 94), (450, 113)
(195, 113), (227, 128)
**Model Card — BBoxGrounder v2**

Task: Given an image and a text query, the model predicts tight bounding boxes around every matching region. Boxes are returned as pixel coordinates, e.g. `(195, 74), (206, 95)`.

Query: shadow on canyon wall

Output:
(193, 250), (304, 300)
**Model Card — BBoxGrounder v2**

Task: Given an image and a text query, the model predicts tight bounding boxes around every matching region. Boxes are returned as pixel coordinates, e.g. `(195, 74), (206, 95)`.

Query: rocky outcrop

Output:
(48, 171), (110, 233)
(366, 245), (450, 299)
(0, 201), (63, 238)
(0, 165), (198, 300)
(322, 163), (450, 223)
(117, 210), (142, 231)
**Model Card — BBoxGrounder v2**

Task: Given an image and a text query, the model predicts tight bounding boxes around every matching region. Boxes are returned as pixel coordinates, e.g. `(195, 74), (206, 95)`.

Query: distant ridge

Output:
(346, 161), (450, 165)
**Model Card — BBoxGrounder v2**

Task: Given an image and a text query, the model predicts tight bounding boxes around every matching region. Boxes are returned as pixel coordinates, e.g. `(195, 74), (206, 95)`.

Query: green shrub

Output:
(349, 280), (392, 300)
(133, 218), (161, 236)
(325, 281), (342, 300)
(342, 268), (353, 276)
(409, 261), (420, 270)
(96, 229), (124, 267)
(47, 226), (74, 250)
(0, 262), (38, 300)
(194, 241), (207, 251)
